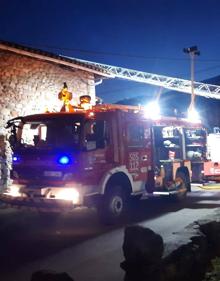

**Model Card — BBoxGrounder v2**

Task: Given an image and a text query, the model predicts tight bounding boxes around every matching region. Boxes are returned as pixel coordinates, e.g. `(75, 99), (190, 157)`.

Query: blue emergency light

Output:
(58, 155), (71, 165)
(12, 155), (20, 162)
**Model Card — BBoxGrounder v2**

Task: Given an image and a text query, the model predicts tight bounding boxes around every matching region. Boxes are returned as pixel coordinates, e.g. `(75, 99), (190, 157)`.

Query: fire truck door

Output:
(83, 119), (112, 183)
(126, 122), (152, 184)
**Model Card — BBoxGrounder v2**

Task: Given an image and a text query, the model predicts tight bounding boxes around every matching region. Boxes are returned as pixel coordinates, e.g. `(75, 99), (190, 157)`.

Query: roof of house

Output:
(0, 40), (113, 78)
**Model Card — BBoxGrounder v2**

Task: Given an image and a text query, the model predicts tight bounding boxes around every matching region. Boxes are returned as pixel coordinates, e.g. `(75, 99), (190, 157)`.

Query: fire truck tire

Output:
(172, 171), (188, 201)
(97, 185), (129, 224)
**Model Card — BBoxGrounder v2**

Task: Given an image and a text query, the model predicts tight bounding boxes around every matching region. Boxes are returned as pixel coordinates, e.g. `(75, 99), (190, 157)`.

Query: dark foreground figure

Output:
(30, 270), (74, 281)
(121, 225), (164, 281)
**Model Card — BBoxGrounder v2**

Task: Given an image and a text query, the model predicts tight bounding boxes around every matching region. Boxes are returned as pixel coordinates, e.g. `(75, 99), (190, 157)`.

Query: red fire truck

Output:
(0, 102), (207, 223)
(203, 129), (220, 181)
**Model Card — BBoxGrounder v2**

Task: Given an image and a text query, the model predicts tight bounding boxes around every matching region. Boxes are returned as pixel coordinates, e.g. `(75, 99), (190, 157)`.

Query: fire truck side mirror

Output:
(8, 134), (17, 150)
(7, 124), (19, 150)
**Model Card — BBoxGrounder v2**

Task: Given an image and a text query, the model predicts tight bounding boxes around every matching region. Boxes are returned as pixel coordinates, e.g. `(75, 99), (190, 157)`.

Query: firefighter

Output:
(58, 82), (75, 112)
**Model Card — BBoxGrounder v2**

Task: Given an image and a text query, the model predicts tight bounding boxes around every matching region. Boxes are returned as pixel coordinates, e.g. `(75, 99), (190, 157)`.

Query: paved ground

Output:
(1, 183), (220, 281)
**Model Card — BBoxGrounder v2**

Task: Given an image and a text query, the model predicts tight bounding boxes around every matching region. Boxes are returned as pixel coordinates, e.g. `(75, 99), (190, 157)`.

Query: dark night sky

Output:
(2, 0), (220, 104)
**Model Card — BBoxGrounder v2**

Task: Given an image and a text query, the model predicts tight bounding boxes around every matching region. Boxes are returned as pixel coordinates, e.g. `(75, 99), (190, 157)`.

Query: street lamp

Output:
(183, 46), (200, 122)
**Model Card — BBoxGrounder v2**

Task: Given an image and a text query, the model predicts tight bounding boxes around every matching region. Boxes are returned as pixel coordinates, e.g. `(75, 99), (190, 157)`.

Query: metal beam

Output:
(76, 59), (220, 99)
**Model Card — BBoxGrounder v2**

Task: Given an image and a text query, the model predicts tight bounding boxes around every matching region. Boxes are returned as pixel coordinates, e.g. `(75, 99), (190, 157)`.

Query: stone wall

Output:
(0, 49), (96, 187)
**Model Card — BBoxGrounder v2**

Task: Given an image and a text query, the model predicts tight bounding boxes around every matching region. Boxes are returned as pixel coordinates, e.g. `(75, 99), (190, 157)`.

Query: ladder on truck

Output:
(76, 58), (220, 100)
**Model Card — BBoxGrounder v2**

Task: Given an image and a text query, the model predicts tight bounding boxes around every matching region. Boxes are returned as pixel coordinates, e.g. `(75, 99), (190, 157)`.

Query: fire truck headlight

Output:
(5, 185), (21, 197)
(56, 188), (80, 204)
(143, 101), (160, 120)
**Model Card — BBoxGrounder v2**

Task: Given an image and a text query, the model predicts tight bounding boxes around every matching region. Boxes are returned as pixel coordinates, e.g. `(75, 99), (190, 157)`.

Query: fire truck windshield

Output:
(19, 119), (82, 149)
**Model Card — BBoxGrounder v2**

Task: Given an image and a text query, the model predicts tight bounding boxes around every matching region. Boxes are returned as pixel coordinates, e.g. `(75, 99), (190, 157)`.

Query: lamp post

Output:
(183, 46), (200, 116)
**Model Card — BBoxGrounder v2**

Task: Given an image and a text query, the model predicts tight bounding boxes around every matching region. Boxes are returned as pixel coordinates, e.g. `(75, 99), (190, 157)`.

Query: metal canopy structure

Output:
(76, 58), (220, 99)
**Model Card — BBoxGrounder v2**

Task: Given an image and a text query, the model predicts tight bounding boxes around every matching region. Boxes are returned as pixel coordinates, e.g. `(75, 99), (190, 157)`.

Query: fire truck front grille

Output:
(12, 167), (62, 181)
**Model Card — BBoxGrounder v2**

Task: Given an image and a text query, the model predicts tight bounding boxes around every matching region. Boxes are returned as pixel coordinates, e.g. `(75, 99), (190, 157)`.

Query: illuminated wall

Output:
(0, 49), (96, 187)
(0, 49), (96, 130)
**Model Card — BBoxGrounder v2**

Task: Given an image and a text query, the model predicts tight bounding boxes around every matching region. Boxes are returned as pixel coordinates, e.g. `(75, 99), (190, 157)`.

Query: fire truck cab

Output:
(1, 104), (207, 223)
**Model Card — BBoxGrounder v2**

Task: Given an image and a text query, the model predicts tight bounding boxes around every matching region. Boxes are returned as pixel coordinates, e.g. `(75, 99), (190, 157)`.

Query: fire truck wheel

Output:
(172, 172), (188, 201)
(98, 186), (129, 224)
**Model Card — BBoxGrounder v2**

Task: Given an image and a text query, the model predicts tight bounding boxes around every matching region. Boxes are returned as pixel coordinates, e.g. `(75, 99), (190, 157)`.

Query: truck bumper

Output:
(0, 193), (76, 212)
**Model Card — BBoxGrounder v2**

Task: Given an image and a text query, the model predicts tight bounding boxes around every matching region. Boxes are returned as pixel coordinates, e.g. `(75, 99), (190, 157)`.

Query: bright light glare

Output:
(187, 108), (201, 123)
(5, 186), (21, 197)
(56, 188), (79, 204)
(81, 103), (91, 110)
(143, 101), (160, 119)
(88, 112), (95, 117)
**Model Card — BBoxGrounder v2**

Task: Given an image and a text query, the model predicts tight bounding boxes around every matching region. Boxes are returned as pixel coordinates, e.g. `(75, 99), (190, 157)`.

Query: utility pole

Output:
(183, 46), (200, 113)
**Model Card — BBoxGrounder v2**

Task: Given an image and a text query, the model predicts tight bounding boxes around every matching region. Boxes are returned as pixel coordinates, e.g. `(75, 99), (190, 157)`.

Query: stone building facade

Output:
(0, 41), (110, 188)
(0, 51), (95, 115)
